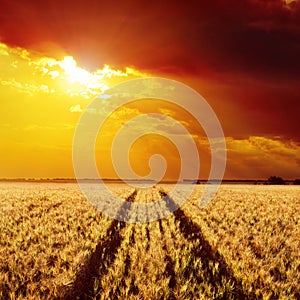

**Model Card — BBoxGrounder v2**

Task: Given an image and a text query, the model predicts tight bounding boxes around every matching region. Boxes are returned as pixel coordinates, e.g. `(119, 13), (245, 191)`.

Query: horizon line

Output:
(0, 177), (299, 182)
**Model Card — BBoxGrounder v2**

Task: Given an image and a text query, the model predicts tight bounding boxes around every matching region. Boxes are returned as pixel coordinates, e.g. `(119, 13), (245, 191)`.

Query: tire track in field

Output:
(159, 191), (256, 300)
(60, 190), (137, 300)
(158, 219), (177, 292)
(153, 190), (178, 294)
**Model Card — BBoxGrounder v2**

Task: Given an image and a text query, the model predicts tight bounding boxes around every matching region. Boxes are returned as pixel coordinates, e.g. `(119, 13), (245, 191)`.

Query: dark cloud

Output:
(218, 83), (300, 141)
(0, 0), (299, 141)
(1, 0), (299, 78)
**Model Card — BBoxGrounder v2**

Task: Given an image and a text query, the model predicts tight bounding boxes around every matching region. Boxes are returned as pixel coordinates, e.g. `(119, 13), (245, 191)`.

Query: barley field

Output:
(0, 182), (299, 300)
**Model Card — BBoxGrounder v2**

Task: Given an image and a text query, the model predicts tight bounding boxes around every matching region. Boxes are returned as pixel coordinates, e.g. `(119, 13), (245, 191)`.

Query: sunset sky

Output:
(0, 0), (299, 180)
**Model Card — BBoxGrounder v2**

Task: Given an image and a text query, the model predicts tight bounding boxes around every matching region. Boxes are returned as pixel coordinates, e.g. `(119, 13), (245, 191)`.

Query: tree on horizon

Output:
(267, 176), (285, 185)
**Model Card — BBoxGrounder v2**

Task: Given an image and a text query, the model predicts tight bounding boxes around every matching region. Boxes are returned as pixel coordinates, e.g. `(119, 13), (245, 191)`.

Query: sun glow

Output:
(57, 56), (146, 89)
(36, 55), (149, 98)
(60, 56), (91, 85)
(0, 42), (148, 101)
(39, 56), (126, 97)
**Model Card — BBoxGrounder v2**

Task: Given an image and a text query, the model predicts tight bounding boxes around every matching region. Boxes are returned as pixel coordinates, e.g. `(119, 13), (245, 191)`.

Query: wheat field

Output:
(0, 182), (299, 299)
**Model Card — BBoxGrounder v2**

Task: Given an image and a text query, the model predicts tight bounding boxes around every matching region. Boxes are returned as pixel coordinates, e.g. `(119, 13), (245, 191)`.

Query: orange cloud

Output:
(0, 42), (148, 99)
(0, 43), (149, 178)
(226, 136), (300, 179)
(0, 42), (299, 180)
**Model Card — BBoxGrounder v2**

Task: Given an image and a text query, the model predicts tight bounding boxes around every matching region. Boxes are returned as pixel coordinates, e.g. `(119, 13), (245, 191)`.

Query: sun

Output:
(34, 52), (147, 98)
(60, 56), (92, 85)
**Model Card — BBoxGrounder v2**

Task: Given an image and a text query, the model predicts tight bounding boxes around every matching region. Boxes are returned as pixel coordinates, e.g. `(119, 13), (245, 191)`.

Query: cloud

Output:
(0, 42), (147, 100)
(0, 1), (299, 79)
(226, 136), (300, 178)
(0, 4), (299, 180)
(69, 104), (82, 113)
(1, 0), (300, 101)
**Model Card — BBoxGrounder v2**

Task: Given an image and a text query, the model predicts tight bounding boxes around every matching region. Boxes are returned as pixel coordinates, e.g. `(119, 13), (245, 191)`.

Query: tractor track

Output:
(60, 190), (137, 300)
(159, 190), (256, 300)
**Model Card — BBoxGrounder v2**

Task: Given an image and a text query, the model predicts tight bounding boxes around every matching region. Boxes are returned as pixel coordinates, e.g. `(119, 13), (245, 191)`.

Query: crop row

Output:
(0, 183), (299, 299)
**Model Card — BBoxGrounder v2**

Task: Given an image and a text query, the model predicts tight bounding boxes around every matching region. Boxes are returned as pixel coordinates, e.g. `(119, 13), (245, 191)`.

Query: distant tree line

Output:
(293, 179), (300, 185)
(267, 176), (300, 185)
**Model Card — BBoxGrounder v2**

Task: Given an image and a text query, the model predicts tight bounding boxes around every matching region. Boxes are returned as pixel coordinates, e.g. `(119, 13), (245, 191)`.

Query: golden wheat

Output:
(0, 182), (299, 299)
